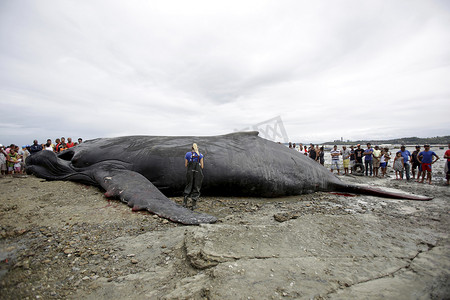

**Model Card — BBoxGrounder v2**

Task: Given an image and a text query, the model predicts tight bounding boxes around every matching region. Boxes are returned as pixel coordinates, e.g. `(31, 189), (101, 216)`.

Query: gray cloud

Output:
(1, 0), (449, 146)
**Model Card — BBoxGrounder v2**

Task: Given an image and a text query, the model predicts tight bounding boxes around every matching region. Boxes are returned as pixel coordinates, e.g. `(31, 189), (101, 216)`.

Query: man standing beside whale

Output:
(184, 143), (204, 210)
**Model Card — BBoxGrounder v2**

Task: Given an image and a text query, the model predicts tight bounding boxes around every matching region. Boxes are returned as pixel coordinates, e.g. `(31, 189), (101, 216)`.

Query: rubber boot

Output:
(191, 198), (197, 210)
(183, 196), (188, 208)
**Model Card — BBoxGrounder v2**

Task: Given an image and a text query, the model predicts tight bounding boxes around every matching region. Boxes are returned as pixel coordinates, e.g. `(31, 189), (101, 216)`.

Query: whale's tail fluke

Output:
(334, 183), (432, 201)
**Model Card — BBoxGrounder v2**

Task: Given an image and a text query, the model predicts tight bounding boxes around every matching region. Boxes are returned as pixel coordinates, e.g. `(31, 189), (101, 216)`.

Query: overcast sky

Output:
(1, 0), (449, 146)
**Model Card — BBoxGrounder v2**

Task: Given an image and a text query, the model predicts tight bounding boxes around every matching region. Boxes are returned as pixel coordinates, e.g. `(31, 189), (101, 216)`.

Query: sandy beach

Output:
(0, 171), (449, 299)
(2, 0), (449, 298)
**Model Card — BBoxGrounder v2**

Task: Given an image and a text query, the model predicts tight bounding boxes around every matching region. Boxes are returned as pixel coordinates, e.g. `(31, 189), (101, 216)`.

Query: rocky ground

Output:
(0, 173), (449, 299)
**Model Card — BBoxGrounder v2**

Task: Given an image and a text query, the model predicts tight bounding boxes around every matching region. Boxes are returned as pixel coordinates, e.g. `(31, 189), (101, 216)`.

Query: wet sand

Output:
(0, 173), (449, 299)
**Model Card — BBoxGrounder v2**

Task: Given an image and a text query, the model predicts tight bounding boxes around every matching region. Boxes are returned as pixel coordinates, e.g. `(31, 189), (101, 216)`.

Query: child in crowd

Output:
(14, 158), (22, 173)
(379, 148), (388, 177)
(393, 152), (404, 180)
(58, 143), (68, 152)
(7, 148), (21, 174)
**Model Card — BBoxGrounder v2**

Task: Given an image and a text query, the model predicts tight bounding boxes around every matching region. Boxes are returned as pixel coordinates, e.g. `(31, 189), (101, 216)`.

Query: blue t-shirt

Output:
(397, 150), (411, 164)
(30, 144), (43, 154)
(364, 148), (373, 161)
(418, 151), (436, 164)
(185, 151), (203, 162)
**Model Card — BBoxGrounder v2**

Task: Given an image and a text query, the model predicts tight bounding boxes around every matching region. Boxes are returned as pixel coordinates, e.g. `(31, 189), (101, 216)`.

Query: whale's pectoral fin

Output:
(92, 167), (217, 225)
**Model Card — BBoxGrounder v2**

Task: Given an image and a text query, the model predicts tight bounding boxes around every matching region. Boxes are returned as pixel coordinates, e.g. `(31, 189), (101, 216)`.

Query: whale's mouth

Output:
(26, 150), (96, 185)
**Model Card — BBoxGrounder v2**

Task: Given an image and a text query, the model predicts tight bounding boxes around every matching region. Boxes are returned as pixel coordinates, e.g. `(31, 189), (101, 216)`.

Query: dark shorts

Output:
(412, 162), (421, 170)
(380, 162), (387, 168)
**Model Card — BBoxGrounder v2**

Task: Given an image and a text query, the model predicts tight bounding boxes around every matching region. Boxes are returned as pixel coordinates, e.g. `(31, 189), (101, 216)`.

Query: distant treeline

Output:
(323, 136), (450, 146)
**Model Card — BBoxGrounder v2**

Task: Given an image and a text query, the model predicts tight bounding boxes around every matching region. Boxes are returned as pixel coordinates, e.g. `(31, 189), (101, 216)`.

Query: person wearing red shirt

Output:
(56, 137), (65, 152)
(66, 137), (75, 148)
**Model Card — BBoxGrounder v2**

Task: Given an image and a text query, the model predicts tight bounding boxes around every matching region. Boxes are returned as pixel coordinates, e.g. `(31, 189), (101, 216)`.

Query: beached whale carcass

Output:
(26, 132), (431, 225)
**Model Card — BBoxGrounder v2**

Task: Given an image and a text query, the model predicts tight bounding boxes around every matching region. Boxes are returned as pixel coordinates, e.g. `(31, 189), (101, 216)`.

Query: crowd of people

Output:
(0, 137), (83, 175)
(289, 142), (450, 185)
(2, 137), (449, 186)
